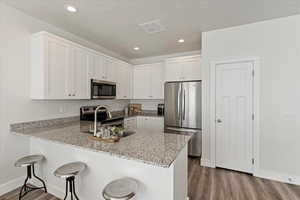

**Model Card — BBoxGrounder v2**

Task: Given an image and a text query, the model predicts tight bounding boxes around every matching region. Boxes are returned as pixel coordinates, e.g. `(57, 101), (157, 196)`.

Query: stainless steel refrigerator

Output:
(164, 81), (202, 157)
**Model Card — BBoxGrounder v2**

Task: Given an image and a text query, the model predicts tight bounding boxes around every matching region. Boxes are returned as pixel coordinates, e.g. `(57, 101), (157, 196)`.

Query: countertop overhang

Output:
(11, 117), (190, 168)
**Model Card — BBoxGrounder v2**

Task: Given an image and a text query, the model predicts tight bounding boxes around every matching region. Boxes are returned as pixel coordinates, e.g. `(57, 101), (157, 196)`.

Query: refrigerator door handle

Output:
(177, 85), (181, 122)
(183, 89), (186, 120)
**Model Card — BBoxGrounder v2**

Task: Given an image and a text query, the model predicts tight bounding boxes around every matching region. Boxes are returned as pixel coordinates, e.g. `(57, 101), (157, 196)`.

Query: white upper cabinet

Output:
(70, 47), (90, 99)
(133, 63), (164, 99)
(31, 32), (90, 99)
(116, 62), (132, 99)
(133, 66), (151, 99)
(87, 53), (116, 82)
(30, 32), (129, 100)
(164, 55), (201, 82)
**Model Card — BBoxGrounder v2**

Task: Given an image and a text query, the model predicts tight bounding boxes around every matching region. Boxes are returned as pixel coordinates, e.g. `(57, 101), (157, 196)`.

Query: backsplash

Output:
(130, 99), (164, 110)
(86, 100), (130, 111)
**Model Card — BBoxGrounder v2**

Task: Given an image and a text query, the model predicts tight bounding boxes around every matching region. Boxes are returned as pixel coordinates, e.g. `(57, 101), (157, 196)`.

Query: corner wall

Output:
(0, 3), (129, 191)
(202, 14), (300, 184)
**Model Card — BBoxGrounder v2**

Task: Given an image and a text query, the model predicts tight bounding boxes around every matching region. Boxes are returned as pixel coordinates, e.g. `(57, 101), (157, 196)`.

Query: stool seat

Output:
(15, 155), (44, 167)
(103, 178), (138, 200)
(54, 162), (86, 179)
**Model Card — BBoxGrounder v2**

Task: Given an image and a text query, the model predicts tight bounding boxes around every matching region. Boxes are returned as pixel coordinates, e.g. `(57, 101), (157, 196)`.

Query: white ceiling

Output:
(3, 0), (300, 59)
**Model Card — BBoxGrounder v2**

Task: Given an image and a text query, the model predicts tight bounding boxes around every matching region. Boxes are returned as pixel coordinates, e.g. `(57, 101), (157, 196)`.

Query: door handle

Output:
(216, 119), (222, 123)
(183, 89), (186, 120)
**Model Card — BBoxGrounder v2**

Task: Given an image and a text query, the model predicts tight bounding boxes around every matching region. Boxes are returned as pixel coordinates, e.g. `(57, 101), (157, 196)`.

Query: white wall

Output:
(202, 15), (300, 179)
(0, 3), (129, 187)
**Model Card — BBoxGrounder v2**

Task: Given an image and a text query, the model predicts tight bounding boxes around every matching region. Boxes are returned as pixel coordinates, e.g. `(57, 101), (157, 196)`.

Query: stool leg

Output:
(72, 178), (80, 200)
(32, 164), (47, 192)
(69, 178), (74, 200)
(64, 178), (69, 200)
(18, 176), (29, 200)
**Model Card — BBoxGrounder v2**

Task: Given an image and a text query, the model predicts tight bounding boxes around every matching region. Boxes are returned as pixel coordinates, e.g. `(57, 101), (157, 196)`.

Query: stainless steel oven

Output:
(91, 79), (116, 99)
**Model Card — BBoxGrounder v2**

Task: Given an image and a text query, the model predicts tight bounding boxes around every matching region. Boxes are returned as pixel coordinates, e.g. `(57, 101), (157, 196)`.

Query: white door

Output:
(215, 61), (253, 173)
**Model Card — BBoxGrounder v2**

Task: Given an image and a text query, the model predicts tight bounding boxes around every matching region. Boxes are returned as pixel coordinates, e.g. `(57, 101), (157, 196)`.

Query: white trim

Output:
(255, 170), (300, 186)
(201, 158), (214, 168)
(209, 57), (260, 173)
(130, 50), (201, 65)
(0, 176), (25, 196)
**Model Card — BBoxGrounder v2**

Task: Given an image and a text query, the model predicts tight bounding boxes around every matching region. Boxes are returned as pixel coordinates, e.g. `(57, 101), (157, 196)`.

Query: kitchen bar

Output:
(11, 116), (190, 200)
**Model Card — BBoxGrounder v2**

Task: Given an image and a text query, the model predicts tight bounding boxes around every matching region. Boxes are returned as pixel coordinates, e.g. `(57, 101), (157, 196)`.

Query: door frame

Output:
(209, 57), (260, 174)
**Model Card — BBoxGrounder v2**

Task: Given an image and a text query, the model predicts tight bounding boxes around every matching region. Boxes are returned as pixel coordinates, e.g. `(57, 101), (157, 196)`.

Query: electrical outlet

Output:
(288, 177), (293, 183)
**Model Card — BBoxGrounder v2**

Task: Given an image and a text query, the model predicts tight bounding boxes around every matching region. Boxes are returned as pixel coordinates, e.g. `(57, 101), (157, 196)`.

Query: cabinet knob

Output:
(68, 94), (71, 96)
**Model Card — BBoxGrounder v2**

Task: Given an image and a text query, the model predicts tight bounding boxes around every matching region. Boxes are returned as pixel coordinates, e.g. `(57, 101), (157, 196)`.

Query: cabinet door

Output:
(103, 57), (116, 82)
(72, 47), (89, 99)
(133, 66), (151, 99)
(151, 63), (164, 99)
(164, 62), (183, 82)
(46, 38), (69, 99)
(137, 117), (164, 131)
(116, 63), (132, 99)
(147, 117), (164, 131)
(182, 58), (201, 80)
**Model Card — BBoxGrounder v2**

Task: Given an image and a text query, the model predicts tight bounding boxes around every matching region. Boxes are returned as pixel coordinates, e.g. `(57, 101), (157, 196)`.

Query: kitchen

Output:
(1, 0), (300, 200)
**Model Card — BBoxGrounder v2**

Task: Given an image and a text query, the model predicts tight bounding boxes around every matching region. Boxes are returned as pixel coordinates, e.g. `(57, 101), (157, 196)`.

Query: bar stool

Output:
(14, 154), (47, 200)
(102, 178), (139, 200)
(54, 161), (86, 200)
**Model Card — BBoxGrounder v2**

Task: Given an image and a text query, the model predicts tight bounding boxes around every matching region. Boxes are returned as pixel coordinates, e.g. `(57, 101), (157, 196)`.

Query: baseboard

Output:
(255, 169), (300, 186)
(201, 158), (214, 168)
(0, 176), (25, 196)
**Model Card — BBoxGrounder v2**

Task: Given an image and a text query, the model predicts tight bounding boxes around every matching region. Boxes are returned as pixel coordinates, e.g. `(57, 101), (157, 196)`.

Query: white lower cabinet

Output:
(124, 116), (164, 131)
(124, 117), (137, 131)
(137, 116), (164, 131)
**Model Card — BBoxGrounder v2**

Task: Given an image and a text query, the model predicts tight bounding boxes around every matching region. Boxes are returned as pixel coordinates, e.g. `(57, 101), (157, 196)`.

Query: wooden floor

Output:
(1, 159), (300, 200)
(188, 158), (300, 200)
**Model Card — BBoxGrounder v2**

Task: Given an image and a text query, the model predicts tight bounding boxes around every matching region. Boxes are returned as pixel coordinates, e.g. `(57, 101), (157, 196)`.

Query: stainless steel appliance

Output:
(157, 104), (165, 116)
(80, 106), (124, 133)
(91, 79), (116, 99)
(164, 81), (202, 157)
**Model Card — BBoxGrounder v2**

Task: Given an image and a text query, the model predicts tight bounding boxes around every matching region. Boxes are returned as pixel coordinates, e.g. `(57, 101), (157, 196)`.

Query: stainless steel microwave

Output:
(91, 79), (116, 99)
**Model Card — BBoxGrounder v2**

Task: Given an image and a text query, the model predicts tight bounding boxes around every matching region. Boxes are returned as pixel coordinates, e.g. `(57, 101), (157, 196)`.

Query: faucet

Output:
(94, 105), (112, 137)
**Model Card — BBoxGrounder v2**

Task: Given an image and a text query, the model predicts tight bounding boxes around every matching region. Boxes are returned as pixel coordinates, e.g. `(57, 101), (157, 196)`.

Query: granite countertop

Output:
(11, 118), (190, 168)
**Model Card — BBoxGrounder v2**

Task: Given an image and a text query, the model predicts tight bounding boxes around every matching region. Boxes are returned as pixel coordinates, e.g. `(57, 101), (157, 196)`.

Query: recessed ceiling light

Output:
(65, 5), (77, 13)
(178, 39), (185, 43)
(133, 47), (140, 51)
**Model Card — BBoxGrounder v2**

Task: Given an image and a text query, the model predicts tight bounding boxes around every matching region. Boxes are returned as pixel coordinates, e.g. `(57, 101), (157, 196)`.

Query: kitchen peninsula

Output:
(11, 117), (190, 200)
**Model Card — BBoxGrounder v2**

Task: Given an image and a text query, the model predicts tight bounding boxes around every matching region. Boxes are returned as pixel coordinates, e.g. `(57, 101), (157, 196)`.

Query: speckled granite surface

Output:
(11, 117), (190, 168)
